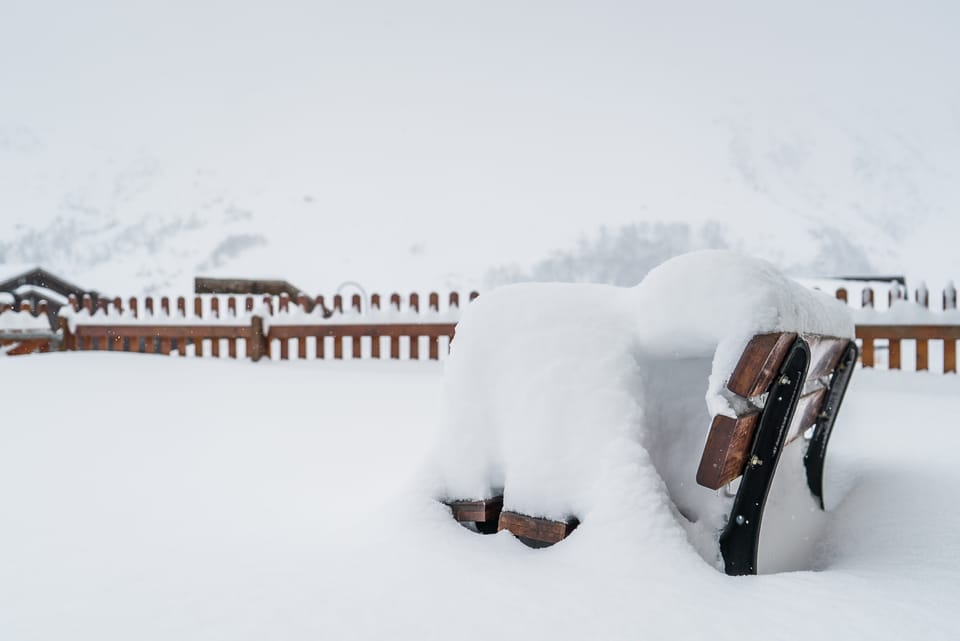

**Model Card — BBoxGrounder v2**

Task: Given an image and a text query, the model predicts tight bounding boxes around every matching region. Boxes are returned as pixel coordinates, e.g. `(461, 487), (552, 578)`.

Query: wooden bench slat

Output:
(805, 335), (847, 381)
(447, 496), (503, 524)
(696, 411), (760, 490)
(727, 333), (797, 398)
(785, 387), (827, 446)
(498, 511), (579, 548)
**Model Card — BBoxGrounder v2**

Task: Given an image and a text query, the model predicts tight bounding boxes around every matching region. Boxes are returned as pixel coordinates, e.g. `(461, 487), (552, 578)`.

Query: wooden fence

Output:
(833, 282), (959, 373)
(856, 326), (959, 373)
(3, 285), (960, 372)
(49, 291), (476, 362)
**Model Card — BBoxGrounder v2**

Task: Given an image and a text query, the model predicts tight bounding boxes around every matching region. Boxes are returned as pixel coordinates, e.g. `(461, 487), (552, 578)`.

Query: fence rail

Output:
(856, 325), (959, 373)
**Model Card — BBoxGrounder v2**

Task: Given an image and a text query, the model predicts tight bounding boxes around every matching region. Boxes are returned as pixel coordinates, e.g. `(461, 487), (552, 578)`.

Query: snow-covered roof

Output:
(0, 264), (41, 285)
(12, 284), (70, 305)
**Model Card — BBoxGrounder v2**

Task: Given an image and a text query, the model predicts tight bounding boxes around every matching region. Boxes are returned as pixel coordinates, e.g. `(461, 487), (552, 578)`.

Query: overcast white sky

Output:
(1, 1), (958, 290)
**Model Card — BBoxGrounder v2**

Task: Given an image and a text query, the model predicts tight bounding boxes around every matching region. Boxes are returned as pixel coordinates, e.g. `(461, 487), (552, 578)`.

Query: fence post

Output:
(915, 283), (929, 308)
(249, 315), (265, 362)
(57, 315), (73, 351)
(944, 282), (957, 311)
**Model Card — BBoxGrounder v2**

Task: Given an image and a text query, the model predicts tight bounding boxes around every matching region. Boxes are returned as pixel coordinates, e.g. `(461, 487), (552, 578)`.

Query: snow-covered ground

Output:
(1, 353), (958, 640)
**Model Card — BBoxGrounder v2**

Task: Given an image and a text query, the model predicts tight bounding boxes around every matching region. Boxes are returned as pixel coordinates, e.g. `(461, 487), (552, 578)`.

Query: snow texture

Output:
(1, 354), (959, 640)
(0, 310), (52, 332)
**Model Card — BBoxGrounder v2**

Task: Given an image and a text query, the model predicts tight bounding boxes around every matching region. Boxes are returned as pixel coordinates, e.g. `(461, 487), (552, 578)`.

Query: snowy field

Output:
(1, 353), (959, 640)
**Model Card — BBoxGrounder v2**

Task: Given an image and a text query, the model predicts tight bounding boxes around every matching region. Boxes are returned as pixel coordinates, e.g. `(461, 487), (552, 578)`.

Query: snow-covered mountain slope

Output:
(1, 2), (958, 294)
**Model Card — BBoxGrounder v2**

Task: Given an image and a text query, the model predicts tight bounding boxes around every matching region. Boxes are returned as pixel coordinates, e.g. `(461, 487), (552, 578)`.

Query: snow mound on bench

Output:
(432, 250), (853, 568)
(633, 250), (854, 418)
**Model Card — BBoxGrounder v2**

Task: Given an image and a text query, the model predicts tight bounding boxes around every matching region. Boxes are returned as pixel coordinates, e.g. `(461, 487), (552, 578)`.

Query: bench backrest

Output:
(696, 333), (852, 491)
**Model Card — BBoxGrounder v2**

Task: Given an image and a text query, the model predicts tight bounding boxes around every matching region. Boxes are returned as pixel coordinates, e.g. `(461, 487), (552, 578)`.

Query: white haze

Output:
(1, 1), (958, 293)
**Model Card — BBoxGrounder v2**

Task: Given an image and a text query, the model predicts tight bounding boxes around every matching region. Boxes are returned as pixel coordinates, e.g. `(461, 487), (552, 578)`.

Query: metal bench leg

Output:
(804, 340), (859, 509)
(718, 338), (810, 576)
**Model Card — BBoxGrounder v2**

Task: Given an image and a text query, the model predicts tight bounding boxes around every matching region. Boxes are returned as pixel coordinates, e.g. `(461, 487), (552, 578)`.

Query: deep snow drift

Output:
(0, 354), (959, 640)
(433, 252), (853, 569)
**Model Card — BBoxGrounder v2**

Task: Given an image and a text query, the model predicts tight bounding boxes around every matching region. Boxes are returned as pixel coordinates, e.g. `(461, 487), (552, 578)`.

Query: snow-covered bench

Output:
(434, 251), (858, 575)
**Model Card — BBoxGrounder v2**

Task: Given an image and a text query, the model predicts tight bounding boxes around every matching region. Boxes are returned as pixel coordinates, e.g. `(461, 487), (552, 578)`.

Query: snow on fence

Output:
(831, 281), (960, 373)
(48, 291), (478, 362)
(3, 282), (960, 372)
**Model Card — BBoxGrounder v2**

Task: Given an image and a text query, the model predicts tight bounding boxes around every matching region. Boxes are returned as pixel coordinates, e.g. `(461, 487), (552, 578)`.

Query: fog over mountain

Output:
(1, 2), (958, 294)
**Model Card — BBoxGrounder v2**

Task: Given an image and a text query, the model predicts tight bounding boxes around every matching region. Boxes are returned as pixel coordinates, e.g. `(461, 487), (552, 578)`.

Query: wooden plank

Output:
(946, 339), (957, 374)
(4, 339), (48, 356)
(889, 338), (901, 370)
(857, 325), (960, 341)
(447, 496), (504, 523)
(249, 316), (265, 362)
(917, 338), (929, 371)
(785, 388), (827, 445)
(159, 337), (172, 355)
(696, 411), (760, 490)
(498, 511), (579, 547)
(75, 325), (252, 339)
(726, 333), (797, 398)
(805, 335), (847, 381)
(861, 337), (874, 368)
(409, 334), (419, 360)
(266, 324), (456, 340)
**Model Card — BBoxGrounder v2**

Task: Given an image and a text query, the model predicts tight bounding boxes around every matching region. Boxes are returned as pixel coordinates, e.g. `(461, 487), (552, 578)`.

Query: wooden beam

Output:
(726, 333), (797, 398)
(696, 411), (760, 490)
(498, 511), (579, 548)
(447, 496), (504, 524)
(75, 325), (252, 339)
(856, 325), (960, 341)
